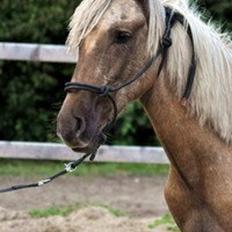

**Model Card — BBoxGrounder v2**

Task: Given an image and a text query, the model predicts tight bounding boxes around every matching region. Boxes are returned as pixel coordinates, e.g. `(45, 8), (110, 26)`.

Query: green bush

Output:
(197, 0), (232, 31)
(0, 0), (231, 145)
(0, 1), (78, 141)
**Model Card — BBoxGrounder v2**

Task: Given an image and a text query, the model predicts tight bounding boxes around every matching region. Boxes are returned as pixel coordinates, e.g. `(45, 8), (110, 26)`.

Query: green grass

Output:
(29, 205), (79, 218)
(93, 204), (127, 217)
(30, 204), (179, 231)
(148, 213), (180, 231)
(0, 159), (169, 177)
(29, 203), (126, 218)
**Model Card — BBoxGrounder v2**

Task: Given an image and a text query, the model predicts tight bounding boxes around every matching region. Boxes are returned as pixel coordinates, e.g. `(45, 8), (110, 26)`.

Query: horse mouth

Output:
(71, 131), (107, 154)
(72, 146), (90, 153)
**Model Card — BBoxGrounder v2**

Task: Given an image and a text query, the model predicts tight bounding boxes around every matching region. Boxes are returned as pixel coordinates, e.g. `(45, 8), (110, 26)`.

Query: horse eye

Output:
(114, 31), (132, 44)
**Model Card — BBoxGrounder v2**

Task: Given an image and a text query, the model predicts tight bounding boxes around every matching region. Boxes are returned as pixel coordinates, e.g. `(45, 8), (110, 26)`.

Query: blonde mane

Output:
(67, 0), (232, 143)
(161, 0), (232, 143)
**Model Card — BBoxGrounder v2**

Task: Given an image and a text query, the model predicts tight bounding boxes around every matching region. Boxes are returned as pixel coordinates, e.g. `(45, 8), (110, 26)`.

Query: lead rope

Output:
(0, 153), (94, 193)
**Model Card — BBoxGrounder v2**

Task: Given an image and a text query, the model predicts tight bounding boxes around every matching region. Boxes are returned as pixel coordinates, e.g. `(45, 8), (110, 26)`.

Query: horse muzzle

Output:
(57, 94), (110, 153)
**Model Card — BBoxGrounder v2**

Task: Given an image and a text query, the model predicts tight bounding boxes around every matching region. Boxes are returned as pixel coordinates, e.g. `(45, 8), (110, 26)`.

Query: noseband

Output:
(65, 7), (196, 129)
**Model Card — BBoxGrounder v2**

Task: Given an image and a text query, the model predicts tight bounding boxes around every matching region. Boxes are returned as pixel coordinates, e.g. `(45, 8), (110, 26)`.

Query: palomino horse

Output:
(57, 0), (232, 231)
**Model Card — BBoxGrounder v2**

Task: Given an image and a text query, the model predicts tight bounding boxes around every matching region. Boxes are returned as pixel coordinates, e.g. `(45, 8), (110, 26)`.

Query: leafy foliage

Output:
(0, 1), (78, 141)
(0, 0), (231, 145)
(197, 0), (232, 32)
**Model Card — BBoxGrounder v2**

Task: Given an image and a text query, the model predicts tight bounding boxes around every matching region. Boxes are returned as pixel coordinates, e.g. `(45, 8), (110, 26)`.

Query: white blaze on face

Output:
(84, 37), (98, 54)
(99, 0), (144, 30)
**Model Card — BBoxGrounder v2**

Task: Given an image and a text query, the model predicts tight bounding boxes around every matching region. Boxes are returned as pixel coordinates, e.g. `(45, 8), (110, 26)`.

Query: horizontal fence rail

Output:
(0, 42), (76, 63)
(0, 141), (169, 164)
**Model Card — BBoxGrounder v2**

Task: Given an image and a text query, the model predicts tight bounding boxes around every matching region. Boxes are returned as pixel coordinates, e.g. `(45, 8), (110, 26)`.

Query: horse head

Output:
(57, 0), (159, 153)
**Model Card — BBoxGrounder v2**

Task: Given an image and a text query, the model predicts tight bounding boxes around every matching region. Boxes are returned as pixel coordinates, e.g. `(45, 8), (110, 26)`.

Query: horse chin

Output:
(71, 131), (107, 154)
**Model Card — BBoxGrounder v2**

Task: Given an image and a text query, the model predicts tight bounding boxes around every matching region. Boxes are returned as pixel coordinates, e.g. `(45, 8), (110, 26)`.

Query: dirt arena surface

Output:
(0, 206), (170, 232)
(0, 175), (171, 232)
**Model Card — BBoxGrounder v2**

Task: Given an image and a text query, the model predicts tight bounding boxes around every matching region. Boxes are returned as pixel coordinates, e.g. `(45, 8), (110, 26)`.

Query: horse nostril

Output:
(74, 116), (86, 136)
(75, 117), (81, 131)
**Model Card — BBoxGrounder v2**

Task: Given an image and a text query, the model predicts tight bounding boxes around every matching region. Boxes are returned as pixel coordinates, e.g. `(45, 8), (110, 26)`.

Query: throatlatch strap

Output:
(168, 8), (197, 99)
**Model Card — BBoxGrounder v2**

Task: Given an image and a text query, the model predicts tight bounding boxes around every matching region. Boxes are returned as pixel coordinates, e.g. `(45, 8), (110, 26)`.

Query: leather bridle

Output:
(0, 7), (196, 193)
(65, 7), (196, 129)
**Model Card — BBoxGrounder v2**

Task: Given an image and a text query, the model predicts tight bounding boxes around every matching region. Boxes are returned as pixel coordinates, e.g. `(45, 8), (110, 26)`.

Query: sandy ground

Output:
(0, 206), (170, 232)
(0, 175), (171, 232)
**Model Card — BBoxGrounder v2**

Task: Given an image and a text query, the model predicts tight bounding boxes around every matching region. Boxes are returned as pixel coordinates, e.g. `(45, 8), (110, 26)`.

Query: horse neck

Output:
(141, 75), (232, 189)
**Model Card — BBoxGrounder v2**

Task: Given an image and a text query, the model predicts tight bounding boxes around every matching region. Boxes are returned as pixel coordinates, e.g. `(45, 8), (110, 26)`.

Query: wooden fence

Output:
(0, 42), (168, 164)
(0, 141), (168, 164)
(0, 42), (76, 63)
